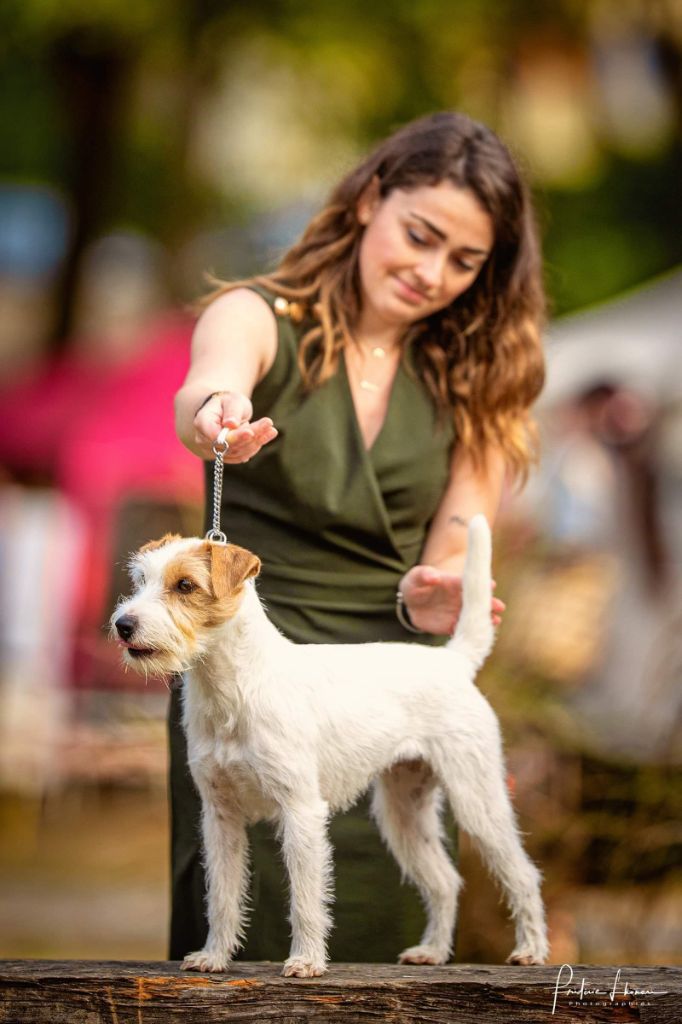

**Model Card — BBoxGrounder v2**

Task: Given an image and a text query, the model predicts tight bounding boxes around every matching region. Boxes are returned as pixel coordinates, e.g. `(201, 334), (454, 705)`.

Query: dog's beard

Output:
(121, 646), (188, 678)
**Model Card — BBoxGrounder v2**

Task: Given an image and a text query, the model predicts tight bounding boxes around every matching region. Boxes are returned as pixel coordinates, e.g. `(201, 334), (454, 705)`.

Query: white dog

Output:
(112, 515), (548, 977)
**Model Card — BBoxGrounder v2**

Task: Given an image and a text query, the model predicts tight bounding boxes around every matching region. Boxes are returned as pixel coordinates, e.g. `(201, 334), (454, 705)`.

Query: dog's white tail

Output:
(447, 514), (495, 670)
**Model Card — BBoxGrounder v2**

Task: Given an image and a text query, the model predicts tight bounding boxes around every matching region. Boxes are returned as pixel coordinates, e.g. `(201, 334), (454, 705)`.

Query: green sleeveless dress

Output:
(169, 287), (456, 962)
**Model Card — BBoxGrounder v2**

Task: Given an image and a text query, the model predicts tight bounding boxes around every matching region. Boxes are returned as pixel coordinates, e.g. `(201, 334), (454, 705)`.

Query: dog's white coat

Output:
(113, 515), (548, 976)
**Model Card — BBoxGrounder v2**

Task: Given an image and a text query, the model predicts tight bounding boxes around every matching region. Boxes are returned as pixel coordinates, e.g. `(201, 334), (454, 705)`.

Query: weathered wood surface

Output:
(0, 961), (679, 1024)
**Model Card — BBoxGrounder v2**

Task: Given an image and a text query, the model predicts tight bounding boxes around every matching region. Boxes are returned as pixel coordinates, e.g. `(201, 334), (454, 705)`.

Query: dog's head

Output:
(110, 535), (260, 676)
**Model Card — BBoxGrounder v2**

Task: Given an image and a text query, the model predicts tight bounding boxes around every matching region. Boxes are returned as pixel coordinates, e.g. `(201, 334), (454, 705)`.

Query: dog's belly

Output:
(317, 736), (430, 813)
(319, 768), (375, 814)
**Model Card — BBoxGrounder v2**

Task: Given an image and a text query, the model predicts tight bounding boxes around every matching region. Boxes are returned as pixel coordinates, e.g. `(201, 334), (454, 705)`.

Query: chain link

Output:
(205, 429), (229, 545)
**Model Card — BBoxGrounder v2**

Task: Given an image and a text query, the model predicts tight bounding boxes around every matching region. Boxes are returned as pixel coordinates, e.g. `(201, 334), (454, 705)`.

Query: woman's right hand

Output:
(192, 390), (278, 463)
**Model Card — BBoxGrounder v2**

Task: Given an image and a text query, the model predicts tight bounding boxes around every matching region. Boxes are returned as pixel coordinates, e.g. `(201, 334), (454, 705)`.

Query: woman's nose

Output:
(414, 252), (445, 291)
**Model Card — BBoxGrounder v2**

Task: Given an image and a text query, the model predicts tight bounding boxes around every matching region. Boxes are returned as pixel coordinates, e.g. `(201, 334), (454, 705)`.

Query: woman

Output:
(173, 111), (545, 962)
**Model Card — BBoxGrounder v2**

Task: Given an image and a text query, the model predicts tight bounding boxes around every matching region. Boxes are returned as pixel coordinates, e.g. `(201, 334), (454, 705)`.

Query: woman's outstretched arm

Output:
(174, 288), (279, 462)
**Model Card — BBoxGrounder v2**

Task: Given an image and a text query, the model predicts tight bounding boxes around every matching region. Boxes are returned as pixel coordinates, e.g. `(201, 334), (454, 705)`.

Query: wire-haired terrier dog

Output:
(112, 515), (548, 977)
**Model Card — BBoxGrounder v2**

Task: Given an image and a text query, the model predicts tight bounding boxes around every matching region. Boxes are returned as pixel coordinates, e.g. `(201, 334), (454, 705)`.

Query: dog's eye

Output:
(176, 578), (196, 594)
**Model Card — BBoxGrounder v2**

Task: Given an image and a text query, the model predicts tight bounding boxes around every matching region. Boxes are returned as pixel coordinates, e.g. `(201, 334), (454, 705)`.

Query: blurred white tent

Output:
(542, 267), (682, 407)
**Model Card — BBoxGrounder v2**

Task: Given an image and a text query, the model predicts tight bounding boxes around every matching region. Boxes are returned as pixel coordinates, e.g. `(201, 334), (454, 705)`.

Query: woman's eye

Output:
(407, 227), (429, 246)
(453, 257), (476, 272)
(177, 579), (196, 594)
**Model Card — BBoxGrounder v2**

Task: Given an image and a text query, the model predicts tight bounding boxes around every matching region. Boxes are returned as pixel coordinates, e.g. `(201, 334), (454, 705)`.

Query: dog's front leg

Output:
(278, 796), (333, 978)
(182, 783), (248, 974)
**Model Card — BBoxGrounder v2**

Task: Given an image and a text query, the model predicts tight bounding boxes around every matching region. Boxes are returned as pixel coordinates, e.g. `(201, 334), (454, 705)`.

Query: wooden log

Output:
(0, 961), (679, 1024)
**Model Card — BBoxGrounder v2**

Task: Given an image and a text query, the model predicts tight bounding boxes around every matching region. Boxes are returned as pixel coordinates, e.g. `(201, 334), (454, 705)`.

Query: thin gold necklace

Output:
(351, 342), (397, 393)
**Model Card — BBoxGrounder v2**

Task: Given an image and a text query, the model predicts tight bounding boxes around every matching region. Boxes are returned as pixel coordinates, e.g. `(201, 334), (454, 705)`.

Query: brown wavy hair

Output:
(203, 111), (546, 479)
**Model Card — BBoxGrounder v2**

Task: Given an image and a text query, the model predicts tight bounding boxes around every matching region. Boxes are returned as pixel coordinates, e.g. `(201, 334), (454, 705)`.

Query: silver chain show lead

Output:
(205, 427), (229, 545)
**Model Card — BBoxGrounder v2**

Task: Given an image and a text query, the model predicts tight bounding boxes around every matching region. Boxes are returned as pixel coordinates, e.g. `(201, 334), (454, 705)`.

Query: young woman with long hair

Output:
(173, 110), (545, 963)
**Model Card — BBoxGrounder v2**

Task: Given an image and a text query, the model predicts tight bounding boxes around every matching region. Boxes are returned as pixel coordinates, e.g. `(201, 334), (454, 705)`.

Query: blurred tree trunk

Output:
(656, 25), (682, 135)
(44, 5), (225, 349)
(47, 30), (132, 351)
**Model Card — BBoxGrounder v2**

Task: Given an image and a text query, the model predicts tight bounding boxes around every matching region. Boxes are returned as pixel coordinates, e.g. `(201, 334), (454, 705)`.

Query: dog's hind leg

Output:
(372, 762), (461, 965)
(436, 742), (548, 965)
(182, 780), (249, 973)
(278, 795), (333, 978)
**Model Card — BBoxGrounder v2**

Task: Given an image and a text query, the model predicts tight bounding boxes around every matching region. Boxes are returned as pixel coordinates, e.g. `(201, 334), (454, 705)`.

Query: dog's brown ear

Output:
(209, 543), (261, 599)
(139, 533), (182, 555)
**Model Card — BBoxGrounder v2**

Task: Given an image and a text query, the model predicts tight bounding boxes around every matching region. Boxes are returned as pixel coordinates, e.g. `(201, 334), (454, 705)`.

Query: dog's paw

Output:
(282, 956), (327, 978)
(181, 949), (231, 973)
(398, 944), (448, 966)
(507, 949), (545, 966)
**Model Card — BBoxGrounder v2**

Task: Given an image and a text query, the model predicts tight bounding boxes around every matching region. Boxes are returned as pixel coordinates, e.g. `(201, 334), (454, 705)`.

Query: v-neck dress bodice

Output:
(203, 286), (456, 645)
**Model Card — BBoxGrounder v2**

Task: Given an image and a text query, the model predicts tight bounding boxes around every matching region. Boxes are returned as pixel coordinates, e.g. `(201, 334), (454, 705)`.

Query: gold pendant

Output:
(360, 379), (379, 392)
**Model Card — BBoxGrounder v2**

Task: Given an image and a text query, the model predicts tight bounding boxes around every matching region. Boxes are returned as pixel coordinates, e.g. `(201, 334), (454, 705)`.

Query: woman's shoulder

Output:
(198, 284), (278, 326)
(198, 283), (306, 338)
(193, 285), (283, 363)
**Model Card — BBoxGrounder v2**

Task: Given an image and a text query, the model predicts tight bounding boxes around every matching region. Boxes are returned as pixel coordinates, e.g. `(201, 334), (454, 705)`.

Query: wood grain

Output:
(0, 961), (679, 1023)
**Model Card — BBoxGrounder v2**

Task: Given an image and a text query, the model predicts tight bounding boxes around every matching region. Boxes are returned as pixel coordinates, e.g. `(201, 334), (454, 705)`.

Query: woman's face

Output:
(356, 179), (494, 335)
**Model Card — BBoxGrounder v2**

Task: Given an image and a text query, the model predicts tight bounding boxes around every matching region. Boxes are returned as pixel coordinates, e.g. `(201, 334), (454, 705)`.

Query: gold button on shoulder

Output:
(273, 295), (306, 323)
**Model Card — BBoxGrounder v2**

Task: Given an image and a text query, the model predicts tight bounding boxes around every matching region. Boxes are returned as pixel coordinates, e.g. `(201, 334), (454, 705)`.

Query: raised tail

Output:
(447, 514), (495, 670)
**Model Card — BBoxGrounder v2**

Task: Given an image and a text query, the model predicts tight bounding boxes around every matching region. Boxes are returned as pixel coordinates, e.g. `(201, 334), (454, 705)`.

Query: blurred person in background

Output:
(173, 112), (545, 963)
(567, 382), (681, 759)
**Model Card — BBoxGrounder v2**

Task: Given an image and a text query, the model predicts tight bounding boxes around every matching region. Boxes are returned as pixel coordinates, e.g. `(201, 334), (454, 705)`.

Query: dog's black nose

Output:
(115, 614), (138, 641)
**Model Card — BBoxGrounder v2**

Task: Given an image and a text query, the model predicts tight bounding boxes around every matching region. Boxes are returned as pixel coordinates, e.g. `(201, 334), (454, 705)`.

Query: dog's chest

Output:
(200, 730), (280, 821)
(218, 757), (277, 821)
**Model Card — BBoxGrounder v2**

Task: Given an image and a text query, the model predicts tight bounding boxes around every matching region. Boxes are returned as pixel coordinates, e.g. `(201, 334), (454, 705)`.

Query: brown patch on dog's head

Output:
(158, 541), (260, 634)
(139, 533), (183, 555)
(208, 543), (261, 600)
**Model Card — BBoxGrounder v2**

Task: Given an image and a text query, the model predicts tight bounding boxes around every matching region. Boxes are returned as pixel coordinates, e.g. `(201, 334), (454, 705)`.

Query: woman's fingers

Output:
(223, 418), (277, 463)
(192, 391), (253, 449)
(490, 580), (505, 625)
(400, 564), (441, 598)
(413, 572), (460, 605)
(192, 415), (277, 462)
(401, 565), (506, 630)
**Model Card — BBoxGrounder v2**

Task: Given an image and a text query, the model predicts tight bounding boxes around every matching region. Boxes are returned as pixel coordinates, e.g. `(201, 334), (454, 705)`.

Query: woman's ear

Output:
(356, 176), (382, 226)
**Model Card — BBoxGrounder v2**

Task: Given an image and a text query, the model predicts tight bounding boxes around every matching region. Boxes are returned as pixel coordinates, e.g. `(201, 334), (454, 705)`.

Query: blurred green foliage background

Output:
(1, 0), (680, 339)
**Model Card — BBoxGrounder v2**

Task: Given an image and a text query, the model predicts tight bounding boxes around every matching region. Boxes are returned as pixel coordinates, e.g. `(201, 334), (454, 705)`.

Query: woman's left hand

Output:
(399, 565), (505, 636)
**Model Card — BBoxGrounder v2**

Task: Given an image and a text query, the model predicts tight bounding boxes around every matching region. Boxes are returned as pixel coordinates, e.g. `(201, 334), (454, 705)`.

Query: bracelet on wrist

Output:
(194, 391), (229, 417)
(395, 589), (424, 634)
